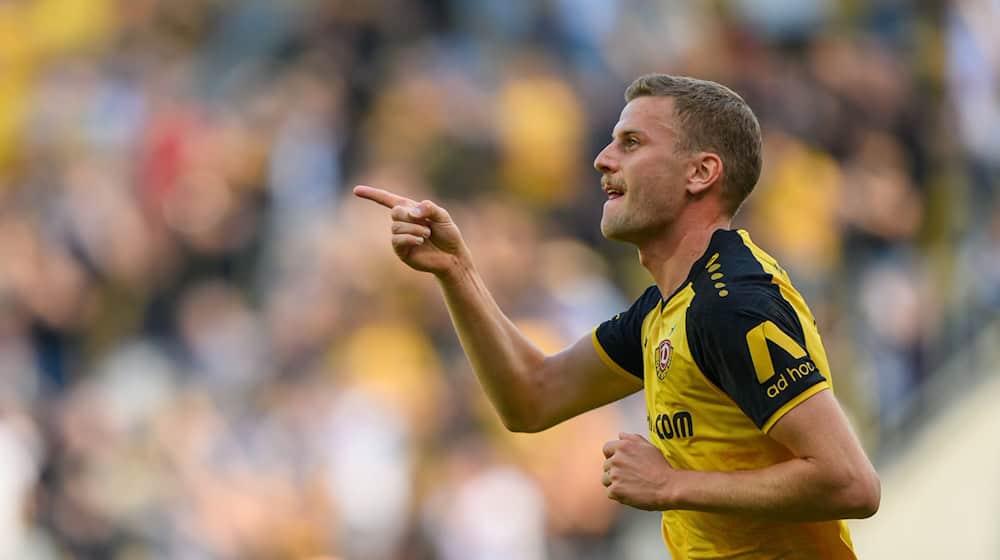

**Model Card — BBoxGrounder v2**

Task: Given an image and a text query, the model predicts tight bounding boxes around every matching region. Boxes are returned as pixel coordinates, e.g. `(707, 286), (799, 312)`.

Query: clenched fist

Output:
(602, 432), (677, 511)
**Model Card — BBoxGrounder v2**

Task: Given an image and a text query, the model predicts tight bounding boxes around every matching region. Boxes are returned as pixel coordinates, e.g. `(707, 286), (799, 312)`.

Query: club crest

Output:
(655, 339), (673, 380)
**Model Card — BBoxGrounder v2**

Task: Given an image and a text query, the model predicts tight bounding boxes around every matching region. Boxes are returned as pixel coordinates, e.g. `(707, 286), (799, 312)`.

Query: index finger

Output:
(353, 185), (417, 210)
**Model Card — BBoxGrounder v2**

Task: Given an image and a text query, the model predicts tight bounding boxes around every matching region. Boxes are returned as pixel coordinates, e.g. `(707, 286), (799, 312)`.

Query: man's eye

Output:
(624, 137), (639, 148)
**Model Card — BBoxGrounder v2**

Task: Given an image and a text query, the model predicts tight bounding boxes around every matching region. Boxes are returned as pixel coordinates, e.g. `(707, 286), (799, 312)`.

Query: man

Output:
(355, 74), (880, 559)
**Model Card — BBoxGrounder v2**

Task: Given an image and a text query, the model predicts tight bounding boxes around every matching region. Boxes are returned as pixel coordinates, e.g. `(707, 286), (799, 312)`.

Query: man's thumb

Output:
(418, 200), (451, 223)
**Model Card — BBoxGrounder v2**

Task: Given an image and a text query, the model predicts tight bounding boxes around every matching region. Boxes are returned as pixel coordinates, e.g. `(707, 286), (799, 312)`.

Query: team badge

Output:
(655, 339), (673, 380)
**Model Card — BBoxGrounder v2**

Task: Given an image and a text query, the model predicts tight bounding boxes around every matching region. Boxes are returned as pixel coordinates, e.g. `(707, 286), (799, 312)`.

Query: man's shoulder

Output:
(617, 284), (663, 318)
(602, 284), (662, 329)
(687, 229), (783, 316)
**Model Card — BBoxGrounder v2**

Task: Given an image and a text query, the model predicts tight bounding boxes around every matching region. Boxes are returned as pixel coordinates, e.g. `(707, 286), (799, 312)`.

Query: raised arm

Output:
(354, 185), (642, 432)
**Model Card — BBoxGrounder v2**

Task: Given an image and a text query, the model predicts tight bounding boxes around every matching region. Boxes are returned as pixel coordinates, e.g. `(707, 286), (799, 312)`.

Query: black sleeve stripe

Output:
(686, 233), (828, 429)
(594, 286), (661, 380)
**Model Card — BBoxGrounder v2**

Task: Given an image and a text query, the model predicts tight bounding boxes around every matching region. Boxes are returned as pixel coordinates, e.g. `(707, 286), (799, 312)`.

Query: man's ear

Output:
(686, 152), (723, 197)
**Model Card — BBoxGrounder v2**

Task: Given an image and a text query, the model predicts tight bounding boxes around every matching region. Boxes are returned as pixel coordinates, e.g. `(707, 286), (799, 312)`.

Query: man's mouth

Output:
(603, 181), (625, 200)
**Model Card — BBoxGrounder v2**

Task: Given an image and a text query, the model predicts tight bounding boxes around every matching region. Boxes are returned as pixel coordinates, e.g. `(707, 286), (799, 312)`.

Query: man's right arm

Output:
(354, 185), (642, 432)
(437, 258), (642, 432)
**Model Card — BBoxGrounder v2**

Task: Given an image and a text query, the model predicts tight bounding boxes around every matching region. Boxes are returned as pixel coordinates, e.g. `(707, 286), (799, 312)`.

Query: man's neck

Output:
(637, 214), (732, 300)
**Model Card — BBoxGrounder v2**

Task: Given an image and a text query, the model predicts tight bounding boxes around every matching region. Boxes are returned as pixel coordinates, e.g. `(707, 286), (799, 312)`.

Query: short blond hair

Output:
(626, 74), (762, 215)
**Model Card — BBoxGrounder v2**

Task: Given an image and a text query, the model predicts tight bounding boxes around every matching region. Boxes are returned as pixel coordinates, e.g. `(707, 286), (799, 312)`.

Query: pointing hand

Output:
(353, 185), (469, 276)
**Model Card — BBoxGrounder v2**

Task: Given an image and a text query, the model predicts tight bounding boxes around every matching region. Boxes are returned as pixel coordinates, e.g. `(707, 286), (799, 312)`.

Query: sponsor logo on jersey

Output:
(648, 411), (694, 440)
(765, 359), (818, 398)
(655, 339), (673, 380)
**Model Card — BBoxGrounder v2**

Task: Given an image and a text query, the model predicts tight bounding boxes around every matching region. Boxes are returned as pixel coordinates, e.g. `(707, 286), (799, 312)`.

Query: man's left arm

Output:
(602, 388), (880, 521)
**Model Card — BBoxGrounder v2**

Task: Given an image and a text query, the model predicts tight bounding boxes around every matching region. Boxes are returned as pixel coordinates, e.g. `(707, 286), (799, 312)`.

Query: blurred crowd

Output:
(0, 0), (997, 558)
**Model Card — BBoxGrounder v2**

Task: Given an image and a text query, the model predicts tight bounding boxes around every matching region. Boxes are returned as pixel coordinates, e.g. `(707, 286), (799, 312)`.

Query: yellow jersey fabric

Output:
(593, 229), (856, 560)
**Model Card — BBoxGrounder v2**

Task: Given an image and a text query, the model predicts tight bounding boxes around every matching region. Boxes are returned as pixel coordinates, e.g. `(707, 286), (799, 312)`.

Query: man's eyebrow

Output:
(611, 129), (644, 139)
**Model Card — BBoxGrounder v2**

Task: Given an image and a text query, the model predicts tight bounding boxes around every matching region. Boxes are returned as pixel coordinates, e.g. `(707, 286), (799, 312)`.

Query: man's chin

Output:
(601, 217), (655, 245)
(600, 221), (632, 243)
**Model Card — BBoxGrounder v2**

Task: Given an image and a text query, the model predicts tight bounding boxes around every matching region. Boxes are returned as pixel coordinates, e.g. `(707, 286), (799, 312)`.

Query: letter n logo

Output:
(745, 321), (806, 384)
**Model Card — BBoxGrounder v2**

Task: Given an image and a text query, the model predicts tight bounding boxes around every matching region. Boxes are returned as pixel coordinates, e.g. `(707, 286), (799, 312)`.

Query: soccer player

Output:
(355, 74), (880, 559)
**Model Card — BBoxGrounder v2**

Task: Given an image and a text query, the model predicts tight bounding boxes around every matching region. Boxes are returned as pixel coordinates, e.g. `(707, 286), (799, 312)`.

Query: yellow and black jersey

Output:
(592, 229), (856, 560)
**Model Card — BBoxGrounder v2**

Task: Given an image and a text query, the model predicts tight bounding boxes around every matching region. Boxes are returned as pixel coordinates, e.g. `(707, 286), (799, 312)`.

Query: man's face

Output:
(594, 96), (690, 244)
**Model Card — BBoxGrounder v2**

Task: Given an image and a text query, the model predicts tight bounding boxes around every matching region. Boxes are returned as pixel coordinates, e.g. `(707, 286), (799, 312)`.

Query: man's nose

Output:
(594, 143), (617, 174)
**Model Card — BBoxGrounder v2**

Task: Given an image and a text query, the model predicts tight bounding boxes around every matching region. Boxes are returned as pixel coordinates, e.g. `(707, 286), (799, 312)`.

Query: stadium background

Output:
(0, 0), (997, 558)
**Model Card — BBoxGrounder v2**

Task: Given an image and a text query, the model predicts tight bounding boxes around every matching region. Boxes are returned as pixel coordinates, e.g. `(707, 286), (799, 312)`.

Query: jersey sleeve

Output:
(592, 286), (660, 382)
(687, 288), (830, 432)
